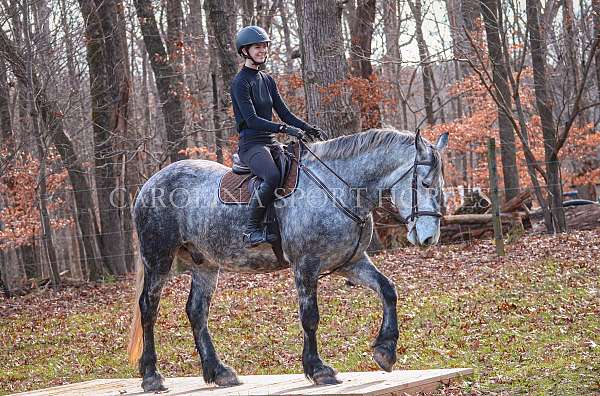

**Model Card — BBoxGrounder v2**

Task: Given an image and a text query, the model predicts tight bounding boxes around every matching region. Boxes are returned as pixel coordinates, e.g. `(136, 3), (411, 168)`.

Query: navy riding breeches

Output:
(238, 144), (280, 188)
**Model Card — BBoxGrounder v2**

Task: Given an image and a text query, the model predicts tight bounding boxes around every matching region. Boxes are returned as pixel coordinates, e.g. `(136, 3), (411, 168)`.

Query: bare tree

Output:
(526, 0), (566, 231)
(349, 0), (380, 128)
(479, 0), (520, 201)
(0, 29), (105, 280)
(0, 61), (11, 142)
(134, 0), (187, 163)
(204, 0), (238, 163)
(408, 0), (435, 126)
(294, 0), (359, 136)
(78, 0), (128, 275)
(204, 0), (238, 91)
(592, 0), (600, 100)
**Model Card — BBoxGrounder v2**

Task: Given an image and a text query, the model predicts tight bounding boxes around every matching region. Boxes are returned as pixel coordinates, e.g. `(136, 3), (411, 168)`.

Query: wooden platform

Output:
(13, 369), (473, 396)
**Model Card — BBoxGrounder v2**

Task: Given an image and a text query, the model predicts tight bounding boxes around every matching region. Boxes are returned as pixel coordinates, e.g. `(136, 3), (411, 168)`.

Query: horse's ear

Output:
(435, 132), (449, 152)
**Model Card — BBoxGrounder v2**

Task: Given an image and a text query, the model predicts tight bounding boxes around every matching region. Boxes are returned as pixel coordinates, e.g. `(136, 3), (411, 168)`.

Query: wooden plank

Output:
(11, 369), (474, 396)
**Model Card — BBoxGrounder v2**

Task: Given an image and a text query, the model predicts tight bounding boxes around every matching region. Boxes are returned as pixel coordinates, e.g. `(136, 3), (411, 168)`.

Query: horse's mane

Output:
(304, 128), (415, 161)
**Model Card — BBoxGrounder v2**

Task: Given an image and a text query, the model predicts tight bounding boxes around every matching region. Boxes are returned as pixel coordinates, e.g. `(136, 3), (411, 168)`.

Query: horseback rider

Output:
(231, 25), (325, 248)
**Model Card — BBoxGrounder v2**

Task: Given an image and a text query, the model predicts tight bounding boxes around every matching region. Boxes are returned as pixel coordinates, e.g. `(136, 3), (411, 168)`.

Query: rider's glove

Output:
(281, 125), (306, 140)
(305, 125), (328, 140)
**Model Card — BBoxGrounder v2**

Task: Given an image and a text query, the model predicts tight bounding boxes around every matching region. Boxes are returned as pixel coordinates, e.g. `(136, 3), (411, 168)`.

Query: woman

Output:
(231, 25), (325, 248)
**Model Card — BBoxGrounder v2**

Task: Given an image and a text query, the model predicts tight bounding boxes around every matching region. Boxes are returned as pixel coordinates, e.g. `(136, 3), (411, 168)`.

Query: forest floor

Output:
(1, 230), (599, 395)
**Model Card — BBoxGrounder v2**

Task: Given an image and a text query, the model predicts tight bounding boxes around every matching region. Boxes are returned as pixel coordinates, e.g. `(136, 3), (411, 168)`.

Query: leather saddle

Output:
(219, 143), (301, 205)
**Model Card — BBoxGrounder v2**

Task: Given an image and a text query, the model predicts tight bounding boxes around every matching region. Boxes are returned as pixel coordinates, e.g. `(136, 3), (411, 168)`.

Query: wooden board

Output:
(12, 369), (473, 396)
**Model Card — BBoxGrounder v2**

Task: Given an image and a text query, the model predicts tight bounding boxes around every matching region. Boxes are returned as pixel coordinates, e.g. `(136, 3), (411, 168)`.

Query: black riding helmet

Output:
(236, 26), (270, 65)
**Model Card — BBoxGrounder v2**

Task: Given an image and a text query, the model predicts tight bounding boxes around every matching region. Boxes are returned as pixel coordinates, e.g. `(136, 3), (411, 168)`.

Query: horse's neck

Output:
(307, 144), (415, 211)
(326, 145), (414, 187)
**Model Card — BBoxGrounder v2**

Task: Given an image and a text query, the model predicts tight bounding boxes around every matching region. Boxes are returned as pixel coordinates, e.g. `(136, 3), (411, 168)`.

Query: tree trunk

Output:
(204, 0), (238, 92)
(0, 60), (11, 142)
(210, 71), (223, 163)
(460, 0), (480, 75)
(349, 0), (380, 129)
(280, 1), (295, 73)
(445, 0), (464, 119)
(96, 0), (132, 274)
(134, 0), (187, 163)
(185, 0), (208, 148)
(166, 0), (185, 128)
(58, 0), (87, 150)
(240, 0), (253, 26)
(20, 243), (38, 280)
(408, 0), (435, 126)
(349, 0), (375, 78)
(204, 0), (238, 162)
(35, 140), (60, 287)
(479, 0), (520, 201)
(526, 0), (566, 232)
(9, 0), (28, 142)
(78, 0), (127, 275)
(23, 0), (61, 286)
(263, 0), (280, 34)
(592, 0), (600, 99)
(382, 0), (402, 127)
(294, 0), (359, 136)
(0, 252), (10, 297)
(562, 0), (587, 125)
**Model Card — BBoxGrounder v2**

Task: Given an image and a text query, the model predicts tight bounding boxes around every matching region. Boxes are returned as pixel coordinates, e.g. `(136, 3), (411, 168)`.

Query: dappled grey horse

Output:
(127, 128), (448, 391)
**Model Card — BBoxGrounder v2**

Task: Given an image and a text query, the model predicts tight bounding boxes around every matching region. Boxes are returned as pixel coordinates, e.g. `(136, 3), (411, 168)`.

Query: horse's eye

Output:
(422, 181), (431, 188)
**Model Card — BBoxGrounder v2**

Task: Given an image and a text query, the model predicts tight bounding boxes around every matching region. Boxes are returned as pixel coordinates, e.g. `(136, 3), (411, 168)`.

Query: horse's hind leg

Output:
(139, 253), (173, 392)
(337, 253), (399, 372)
(186, 267), (240, 386)
(294, 256), (341, 385)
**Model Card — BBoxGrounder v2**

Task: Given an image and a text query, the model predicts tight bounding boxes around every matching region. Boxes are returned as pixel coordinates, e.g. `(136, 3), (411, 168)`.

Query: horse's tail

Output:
(127, 257), (144, 366)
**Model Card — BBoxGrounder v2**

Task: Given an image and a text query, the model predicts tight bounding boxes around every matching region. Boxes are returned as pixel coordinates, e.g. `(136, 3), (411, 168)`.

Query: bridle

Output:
(386, 146), (443, 225)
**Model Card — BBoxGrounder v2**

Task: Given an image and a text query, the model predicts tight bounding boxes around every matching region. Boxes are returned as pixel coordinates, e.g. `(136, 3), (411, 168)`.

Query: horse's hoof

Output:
(312, 365), (341, 385)
(142, 372), (167, 392)
(373, 344), (397, 372)
(214, 365), (242, 387)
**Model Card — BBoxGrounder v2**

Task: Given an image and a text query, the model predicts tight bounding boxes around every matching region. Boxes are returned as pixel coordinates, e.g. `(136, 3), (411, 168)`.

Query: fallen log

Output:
(443, 212), (525, 225)
(500, 190), (532, 213)
(531, 203), (600, 231)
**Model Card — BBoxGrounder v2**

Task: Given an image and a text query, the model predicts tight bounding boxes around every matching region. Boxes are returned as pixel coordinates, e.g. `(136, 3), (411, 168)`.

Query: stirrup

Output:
(243, 228), (278, 248)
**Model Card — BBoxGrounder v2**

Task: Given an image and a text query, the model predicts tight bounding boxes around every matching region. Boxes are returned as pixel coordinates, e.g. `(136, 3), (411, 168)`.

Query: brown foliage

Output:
(0, 150), (72, 250)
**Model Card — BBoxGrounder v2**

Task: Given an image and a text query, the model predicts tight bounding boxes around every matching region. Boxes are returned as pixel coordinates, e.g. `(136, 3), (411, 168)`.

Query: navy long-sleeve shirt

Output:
(231, 66), (310, 150)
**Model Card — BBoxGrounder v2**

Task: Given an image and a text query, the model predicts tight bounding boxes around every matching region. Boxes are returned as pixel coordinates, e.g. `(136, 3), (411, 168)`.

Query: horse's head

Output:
(390, 131), (448, 247)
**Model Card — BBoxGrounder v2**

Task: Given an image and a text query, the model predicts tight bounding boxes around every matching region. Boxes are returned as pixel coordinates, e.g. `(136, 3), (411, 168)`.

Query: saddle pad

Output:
(219, 144), (300, 204)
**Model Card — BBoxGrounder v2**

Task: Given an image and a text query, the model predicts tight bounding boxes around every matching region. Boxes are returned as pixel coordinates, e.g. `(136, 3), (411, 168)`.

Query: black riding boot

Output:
(243, 182), (278, 248)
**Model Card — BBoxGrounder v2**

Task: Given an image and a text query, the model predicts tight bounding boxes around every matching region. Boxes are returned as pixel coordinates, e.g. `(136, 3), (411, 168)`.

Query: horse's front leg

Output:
(293, 256), (341, 385)
(338, 253), (399, 371)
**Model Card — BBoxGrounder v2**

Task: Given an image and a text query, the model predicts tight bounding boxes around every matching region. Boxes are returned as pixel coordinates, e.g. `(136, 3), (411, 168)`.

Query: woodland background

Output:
(0, 0), (599, 292)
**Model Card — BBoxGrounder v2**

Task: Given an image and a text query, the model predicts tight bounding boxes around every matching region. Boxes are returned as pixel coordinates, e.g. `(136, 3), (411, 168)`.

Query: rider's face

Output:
(246, 42), (268, 62)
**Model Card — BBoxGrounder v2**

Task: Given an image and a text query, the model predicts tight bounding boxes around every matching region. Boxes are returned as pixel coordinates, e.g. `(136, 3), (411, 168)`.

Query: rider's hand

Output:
(305, 125), (328, 140)
(282, 125), (306, 140)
